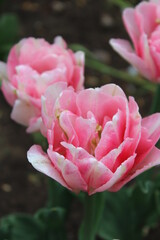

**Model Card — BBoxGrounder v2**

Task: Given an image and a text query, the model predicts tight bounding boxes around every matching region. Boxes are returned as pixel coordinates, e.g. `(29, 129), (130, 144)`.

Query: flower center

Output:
(90, 124), (102, 156)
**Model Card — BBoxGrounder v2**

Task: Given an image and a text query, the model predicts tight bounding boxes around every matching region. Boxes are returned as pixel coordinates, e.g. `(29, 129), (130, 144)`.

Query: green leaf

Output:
(35, 207), (66, 228)
(0, 14), (20, 60)
(150, 83), (160, 113)
(0, 207), (68, 240)
(46, 179), (72, 212)
(98, 188), (136, 240)
(35, 207), (67, 240)
(0, 14), (19, 45)
(108, 0), (132, 9)
(0, 214), (44, 240)
(32, 132), (48, 151)
(98, 180), (160, 240)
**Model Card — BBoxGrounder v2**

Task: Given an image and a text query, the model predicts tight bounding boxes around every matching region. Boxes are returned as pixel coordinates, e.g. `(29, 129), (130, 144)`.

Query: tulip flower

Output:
(0, 36), (84, 132)
(110, 0), (160, 83)
(27, 82), (160, 195)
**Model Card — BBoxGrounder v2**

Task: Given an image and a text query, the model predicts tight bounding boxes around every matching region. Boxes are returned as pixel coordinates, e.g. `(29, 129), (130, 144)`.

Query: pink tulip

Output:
(27, 82), (160, 195)
(110, 0), (160, 82)
(0, 37), (84, 132)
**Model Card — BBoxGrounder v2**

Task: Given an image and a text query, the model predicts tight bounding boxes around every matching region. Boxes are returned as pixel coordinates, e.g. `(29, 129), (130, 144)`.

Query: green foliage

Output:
(46, 179), (72, 212)
(0, 14), (19, 60)
(150, 84), (160, 114)
(0, 214), (44, 240)
(108, 0), (132, 9)
(97, 174), (160, 240)
(79, 193), (105, 240)
(35, 207), (66, 240)
(0, 207), (67, 240)
(32, 132), (48, 151)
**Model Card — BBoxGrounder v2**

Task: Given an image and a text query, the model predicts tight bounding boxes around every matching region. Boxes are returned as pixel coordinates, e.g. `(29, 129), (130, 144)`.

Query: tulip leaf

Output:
(0, 214), (44, 240)
(150, 83), (160, 113)
(0, 14), (19, 45)
(0, 207), (67, 240)
(98, 178), (160, 240)
(35, 207), (67, 240)
(46, 179), (72, 213)
(108, 0), (132, 9)
(0, 14), (19, 60)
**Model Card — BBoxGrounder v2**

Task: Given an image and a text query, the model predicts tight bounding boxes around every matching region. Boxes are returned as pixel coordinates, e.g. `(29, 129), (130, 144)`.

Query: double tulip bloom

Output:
(28, 82), (160, 195)
(110, 0), (160, 82)
(0, 37), (84, 132)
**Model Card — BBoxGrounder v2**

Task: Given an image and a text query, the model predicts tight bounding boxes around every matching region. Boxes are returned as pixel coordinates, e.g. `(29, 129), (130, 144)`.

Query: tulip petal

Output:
(61, 142), (113, 193)
(27, 145), (69, 189)
(142, 113), (160, 145)
(55, 88), (77, 115)
(0, 62), (7, 79)
(7, 45), (19, 79)
(91, 154), (136, 194)
(77, 87), (126, 125)
(41, 82), (68, 128)
(136, 1), (157, 35)
(100, 83), (126, 97)
(11, 99), (36, 126)
(109, 39), (154, 80)
(135, 113), (160, 164)
(47, 149), (87, 192)
(123, 8), (140, 52)
(139, 33), (157, 79)
(54, 36), (67, 49)
(95, 118), (123, 160)
(27, 117), (42, 133)
(109, 147), (160, 191)
(125, 97), (141, 140)
(59, 111), (79, 146)
(1, 80), (17, 106)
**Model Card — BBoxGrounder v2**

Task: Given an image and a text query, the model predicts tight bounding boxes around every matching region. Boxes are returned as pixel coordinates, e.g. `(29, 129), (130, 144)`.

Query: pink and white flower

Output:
(110, 0), (160, 82)
(27, 82), (160, 195)
(0, 36), (84, 132)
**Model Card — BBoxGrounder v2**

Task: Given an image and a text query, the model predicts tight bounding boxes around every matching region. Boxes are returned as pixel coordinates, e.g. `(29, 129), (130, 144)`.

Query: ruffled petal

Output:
(41, 82), (68, 128)
(91, 154), (136, 194)
(61, 142), (113, 194)
(123, 8), (141, 52)
(47, 149), (87, 192)
(27, 145), (69, 189)
(109, 39), (154, 80)
(142, 112), (160, 145)
(1, 80), (17, 106)
(77, 87), (126, 125)
(135, 1), (157, 36)
(11, 99), (37, 126)
(110, 147), (160, 191)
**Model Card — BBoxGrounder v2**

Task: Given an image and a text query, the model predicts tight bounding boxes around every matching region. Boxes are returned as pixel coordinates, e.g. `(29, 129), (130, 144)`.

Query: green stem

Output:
(70, 43), (156, 93)
(109, 0), (132, 8)
(47, 178), (56, 208)
(150, 83), (160, 114)
(86, 58), (156, 93)
(47, 179), (72, 210)
(79, 192), (105, 240)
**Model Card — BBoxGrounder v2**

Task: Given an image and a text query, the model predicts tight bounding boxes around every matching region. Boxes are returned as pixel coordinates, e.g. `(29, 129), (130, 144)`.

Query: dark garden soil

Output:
(0, 0), (157, 239)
